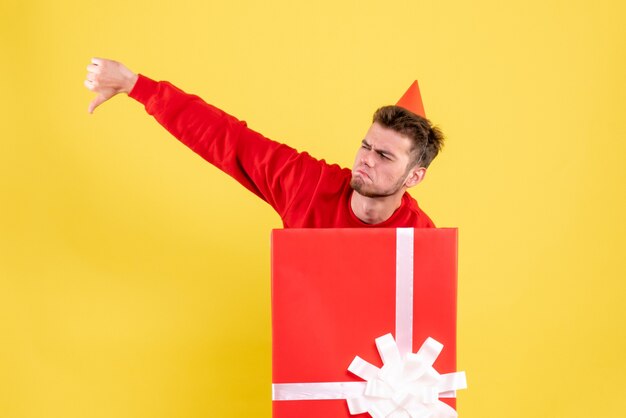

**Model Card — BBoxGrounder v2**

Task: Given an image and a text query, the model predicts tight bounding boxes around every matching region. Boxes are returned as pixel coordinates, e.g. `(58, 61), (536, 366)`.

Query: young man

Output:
(84, 58), (444, 228)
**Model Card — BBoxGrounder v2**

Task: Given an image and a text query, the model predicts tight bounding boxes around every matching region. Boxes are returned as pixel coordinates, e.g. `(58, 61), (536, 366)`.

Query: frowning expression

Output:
(350, 122), (418, 198)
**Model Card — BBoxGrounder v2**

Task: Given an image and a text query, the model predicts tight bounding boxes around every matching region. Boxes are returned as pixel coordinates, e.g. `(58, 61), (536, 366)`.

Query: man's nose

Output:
(361, 150), (374, 167)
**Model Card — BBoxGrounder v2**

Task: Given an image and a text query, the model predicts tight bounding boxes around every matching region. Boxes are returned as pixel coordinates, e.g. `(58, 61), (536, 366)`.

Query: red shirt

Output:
(129, 75), (435, 228)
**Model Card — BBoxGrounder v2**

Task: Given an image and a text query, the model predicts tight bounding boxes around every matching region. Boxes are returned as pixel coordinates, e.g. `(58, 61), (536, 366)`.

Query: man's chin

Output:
(350, 180), (381, 198)
(351, 178), (403, 199)
(350, 178), (366, 193)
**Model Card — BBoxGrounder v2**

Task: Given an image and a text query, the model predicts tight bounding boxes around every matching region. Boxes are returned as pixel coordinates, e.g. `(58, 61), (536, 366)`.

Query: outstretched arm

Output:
(82, 57), (327, 222)
(84, 58), (139, 113)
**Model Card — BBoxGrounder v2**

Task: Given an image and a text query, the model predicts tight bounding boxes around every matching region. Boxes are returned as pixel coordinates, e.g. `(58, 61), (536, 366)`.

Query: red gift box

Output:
(271, 228), (462, 418)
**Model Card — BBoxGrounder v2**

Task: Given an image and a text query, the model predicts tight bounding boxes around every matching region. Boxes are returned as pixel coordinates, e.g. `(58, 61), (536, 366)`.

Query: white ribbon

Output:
(346, 334), (466, 418)
(395, 228), (414, 356)
(272, 228), (467, 417)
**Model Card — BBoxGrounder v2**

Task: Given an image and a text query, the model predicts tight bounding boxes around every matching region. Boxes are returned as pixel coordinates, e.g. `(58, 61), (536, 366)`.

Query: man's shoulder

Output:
(400, 193), (436, 228)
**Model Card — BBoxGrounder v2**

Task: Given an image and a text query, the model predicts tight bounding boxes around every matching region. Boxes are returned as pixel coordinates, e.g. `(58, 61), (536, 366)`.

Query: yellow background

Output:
(1, 1), (625, 417)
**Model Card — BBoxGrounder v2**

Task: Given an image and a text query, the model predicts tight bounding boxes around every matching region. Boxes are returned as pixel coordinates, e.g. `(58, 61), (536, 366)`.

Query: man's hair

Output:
(372, 106), (444, 168)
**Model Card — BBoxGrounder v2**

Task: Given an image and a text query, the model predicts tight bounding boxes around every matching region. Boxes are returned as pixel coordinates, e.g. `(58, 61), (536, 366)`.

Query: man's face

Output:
(350, 122), (417, 198)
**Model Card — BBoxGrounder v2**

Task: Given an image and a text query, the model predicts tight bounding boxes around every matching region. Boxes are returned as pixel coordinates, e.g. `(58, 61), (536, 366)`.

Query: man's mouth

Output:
(354, 169), (371, 181)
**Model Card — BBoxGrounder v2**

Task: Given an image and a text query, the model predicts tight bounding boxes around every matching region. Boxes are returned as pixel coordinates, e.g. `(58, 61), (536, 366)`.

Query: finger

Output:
(88, 94), (107, 114)
(85, 72), (96, 82)
(91, 57), (103, 66)
(86, 63), (100, 74)
(84, 79), (95, 91)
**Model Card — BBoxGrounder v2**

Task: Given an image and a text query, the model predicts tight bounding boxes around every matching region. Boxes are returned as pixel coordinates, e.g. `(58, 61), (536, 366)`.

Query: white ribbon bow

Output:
(347, 334), (467, 418)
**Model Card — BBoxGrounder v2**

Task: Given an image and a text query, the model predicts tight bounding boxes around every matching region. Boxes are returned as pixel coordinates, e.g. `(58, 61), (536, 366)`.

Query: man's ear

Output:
(404, 166), (427, 188)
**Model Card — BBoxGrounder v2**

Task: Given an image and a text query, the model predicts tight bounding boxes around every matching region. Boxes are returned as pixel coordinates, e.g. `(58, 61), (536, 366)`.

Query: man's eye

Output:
(378, 152), (389, 160)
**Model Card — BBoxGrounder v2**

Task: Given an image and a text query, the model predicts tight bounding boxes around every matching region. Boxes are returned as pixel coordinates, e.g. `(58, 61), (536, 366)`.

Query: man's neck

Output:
(350, 190), (404, 224)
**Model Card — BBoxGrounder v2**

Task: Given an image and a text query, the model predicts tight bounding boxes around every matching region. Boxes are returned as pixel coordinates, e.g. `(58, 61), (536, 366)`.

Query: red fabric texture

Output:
(129, 75), (435, 228)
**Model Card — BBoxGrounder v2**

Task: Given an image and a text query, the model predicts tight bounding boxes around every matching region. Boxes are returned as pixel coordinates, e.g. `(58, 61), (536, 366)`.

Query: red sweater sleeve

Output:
(129, 74), (322, 218)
